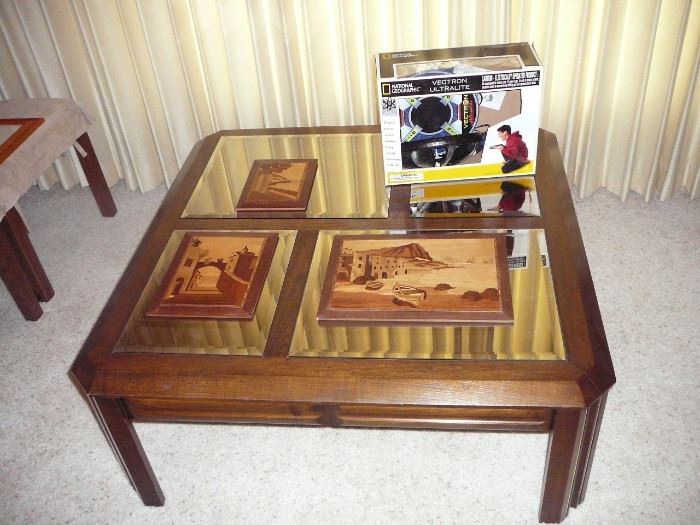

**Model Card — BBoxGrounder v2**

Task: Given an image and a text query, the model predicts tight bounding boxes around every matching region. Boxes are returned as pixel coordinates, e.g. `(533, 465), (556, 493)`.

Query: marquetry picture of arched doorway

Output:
(146, 231), (278, 319)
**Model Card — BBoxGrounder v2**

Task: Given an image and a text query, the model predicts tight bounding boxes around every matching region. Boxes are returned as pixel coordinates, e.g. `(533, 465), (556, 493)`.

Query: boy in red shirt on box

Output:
(494, 124), (529, 173)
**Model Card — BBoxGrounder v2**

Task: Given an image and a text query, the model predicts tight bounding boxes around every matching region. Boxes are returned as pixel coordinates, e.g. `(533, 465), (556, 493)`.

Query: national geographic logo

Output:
(381, 81), (421, 97)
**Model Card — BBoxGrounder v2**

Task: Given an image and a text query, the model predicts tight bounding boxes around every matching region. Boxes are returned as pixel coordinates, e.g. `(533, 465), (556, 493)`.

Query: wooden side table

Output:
(0, 99), (117, 320)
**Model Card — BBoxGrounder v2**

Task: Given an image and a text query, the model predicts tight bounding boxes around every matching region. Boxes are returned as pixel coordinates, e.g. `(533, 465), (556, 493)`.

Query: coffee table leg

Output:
(75, 133), (117, 217)
(91, 396), (164, 506)
(539, 408), (586, 523)
(570, 392), (608, 508)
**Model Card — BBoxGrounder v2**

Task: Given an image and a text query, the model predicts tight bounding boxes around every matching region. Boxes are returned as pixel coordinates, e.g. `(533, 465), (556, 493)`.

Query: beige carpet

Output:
(1, 182), (698, 524)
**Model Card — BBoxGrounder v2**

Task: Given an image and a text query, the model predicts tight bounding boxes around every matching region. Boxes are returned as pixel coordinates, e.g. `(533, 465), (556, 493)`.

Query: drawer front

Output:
(126, 398), (325, 426)
(336, 405), (552, 432)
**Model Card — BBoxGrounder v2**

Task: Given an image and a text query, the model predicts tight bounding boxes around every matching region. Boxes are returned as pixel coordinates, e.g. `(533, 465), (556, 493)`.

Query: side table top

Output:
(0, 98), (92, 220)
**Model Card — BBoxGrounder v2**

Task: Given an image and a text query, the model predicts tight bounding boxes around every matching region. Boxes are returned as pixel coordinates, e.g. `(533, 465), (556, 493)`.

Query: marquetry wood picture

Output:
(317, 233), (513, 325)
(146, 232), (278, 319)
(236, 159), (317, 215)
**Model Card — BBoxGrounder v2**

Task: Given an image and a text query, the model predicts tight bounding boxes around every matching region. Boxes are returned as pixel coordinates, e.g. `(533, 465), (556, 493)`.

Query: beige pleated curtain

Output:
(0, 0), (697, 201)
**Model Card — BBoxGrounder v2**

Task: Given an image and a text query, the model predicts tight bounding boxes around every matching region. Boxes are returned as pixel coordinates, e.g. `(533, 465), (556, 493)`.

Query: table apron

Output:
(124, 398), (552, 433)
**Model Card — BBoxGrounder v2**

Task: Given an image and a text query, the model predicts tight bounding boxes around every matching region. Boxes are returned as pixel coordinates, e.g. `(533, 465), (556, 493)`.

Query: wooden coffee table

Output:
(70, 126), (614, 523)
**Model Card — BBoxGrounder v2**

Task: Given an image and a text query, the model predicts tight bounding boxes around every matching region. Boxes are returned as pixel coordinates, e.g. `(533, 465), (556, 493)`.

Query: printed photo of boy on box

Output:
(493, 124), (530, 174)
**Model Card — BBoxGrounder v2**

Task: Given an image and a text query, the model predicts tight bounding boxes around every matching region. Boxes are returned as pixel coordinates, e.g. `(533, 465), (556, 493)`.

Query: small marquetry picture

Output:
(317, 233), (513, 325)
(146, 232), (278, 320)
(236, 159), (318, 216)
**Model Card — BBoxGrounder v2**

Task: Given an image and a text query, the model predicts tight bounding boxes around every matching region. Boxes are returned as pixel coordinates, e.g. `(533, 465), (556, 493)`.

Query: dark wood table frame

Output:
(70, 126), (615, 523)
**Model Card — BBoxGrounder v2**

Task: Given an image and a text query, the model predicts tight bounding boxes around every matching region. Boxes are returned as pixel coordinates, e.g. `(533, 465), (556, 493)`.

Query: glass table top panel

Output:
(115, 230), (296, 356)
(183, 133), (389, 218)
(290, 229), (565, 360)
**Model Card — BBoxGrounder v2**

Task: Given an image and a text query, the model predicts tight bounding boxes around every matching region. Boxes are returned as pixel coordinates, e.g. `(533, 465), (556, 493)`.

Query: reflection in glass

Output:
(409, 176), (540, 217)
(290, 229), (564, 360)
(183, 133), (389, 218)
(115, 231), (296, 355)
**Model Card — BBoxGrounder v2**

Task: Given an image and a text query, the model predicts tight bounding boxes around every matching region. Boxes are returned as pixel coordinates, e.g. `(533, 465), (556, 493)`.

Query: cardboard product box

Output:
(376, 43), (543, 186)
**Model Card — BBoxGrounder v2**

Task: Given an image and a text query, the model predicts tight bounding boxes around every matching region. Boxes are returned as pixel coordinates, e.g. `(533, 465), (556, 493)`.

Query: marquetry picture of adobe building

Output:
(318, 234), (514, 324)
(147, 232), (277, 319)
(338, 246), (409, 282)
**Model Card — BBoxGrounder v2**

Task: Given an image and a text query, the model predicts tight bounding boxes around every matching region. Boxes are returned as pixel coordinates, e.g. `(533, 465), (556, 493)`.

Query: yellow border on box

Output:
(387, 161), (536, 185)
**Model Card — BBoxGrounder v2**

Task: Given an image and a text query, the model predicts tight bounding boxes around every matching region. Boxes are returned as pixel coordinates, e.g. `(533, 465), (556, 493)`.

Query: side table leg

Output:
(91, 396), (164, 506)
(570, 392), (608, 507)
(0, 221), (43, 320)
(75, 133), (117, 217)
(2, 208), (54, 301)
(539, 408), (586, 523)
